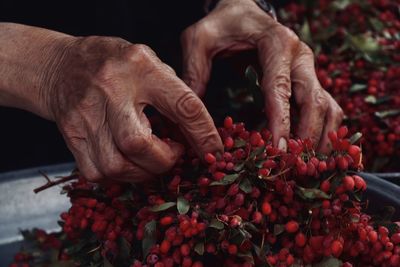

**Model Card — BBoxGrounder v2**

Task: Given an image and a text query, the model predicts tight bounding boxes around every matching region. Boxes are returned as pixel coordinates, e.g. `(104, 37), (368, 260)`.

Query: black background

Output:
(0, 0), (286, 172)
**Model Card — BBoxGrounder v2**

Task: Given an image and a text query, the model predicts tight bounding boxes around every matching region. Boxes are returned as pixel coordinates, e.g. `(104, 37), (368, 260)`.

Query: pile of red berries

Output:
(280, 0), (400, 171)
(13, 117), (400, 267)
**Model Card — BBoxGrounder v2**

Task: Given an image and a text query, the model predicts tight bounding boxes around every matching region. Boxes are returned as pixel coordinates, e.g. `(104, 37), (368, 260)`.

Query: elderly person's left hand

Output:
(181, 0), (344, 153)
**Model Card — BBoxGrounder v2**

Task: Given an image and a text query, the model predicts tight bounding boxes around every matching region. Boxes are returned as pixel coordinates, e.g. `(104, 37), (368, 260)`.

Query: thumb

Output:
(181, 27), (212, 97)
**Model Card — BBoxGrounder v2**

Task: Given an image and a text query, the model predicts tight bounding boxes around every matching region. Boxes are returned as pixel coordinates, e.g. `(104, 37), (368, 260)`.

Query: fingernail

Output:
(278, 137), (287, 152)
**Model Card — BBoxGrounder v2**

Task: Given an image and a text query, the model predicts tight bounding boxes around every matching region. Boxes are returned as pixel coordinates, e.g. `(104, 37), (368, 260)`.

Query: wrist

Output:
(0, 23), (76, 120)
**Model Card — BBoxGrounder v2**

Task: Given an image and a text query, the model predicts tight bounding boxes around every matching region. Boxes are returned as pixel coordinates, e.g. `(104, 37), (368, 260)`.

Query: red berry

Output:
(224, 137), (234, 149)
(228, 244), (238, 255)
(337, 126), (348, 138)
(180, 244), (190, 256)
(160, 240), (171, 254)
(354, 175), (366, 190)
(250, 132), (262, 146)
(320, 180), (331, 193)
(391, 233), (400, 244)
(252, 211), (263, 224)
(295, 232), (307, 247)
(261, 202), (272, 215)
(337, 156), (349, 170)
(331, 240), (343, 257)
(343, 175), (355, 191)
(224, 116), (233, 129)
(285, 220), (299, 233)
(204, 153), (216, 164)
(160, 216), (174, 226)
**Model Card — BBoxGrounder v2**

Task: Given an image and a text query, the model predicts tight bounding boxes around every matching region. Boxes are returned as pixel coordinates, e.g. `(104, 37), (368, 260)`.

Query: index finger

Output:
(145, 69), (223, 156)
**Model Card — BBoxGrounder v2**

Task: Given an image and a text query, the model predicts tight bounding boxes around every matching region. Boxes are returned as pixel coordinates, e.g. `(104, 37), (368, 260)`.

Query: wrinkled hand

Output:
(181, 0), (344, 152)
(43, 37), (222, 182)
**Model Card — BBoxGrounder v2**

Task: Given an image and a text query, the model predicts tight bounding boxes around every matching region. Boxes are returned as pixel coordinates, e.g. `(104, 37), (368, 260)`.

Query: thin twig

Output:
(34, 174), (78, 194)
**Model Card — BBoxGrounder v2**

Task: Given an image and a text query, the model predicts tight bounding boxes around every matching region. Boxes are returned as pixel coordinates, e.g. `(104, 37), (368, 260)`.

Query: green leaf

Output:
(349, 83), (367, 93)
(296, 186), (331, 200)
(142, 220), (157, 257)
(149, 202), (176, 212)
(177, 196), (190, 215)
(349, 132), (362, 144)
(375, 109), (400, 119)
(369, 17), (385, 32)
(194, 242), (204, 255)
(249, 145), (266, 159)
(239, 178), (252, 194)
(353, 190), (363, 202)
(314, 257), (342, 267)
(365, 95), (392, 105)
(299, 21), (312, 45)
(273, 224), (285, 236)
(234, 162), (246, 172)
(347, 34), (380, 54)
(330, 0), (351, 10)
(234, 138), (247, 148)
(210, 173), (240, 186)
(209, 218), (225, 230)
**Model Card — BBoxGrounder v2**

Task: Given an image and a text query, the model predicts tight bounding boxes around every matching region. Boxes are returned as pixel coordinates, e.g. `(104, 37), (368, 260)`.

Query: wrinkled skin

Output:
(0, 0), (344, 184)
(181, 0), (344, 152)
(44, 37), (224, 182)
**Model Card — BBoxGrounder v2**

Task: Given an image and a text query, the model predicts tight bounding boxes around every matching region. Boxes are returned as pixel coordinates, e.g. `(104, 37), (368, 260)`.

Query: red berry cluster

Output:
(14, 117), (395, 267)
(60, 180), (135, 257)
(8, 229), (65, 267)
(280, 0), (400, 171)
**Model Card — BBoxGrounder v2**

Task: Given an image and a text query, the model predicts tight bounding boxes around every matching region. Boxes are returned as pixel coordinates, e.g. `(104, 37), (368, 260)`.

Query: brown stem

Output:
(34, 173), (78, 194)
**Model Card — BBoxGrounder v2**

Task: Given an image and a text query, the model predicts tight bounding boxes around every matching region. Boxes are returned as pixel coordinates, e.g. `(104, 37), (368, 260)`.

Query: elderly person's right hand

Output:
(0, 23), (223, 182)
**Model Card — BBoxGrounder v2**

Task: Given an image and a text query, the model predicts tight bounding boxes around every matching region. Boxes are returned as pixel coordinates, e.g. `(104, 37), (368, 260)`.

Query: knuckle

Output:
(124, 44), (157, 63)
(299, 42), (314, 56)
(175, 91), (206, 121)
(278, 26), (300, 46)
(181, 21), (212, 46)
(95, 59), (116, 84)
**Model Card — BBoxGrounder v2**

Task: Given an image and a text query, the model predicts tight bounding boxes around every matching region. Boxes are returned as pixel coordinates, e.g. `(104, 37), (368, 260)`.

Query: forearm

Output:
(0, 23), (74, 120)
